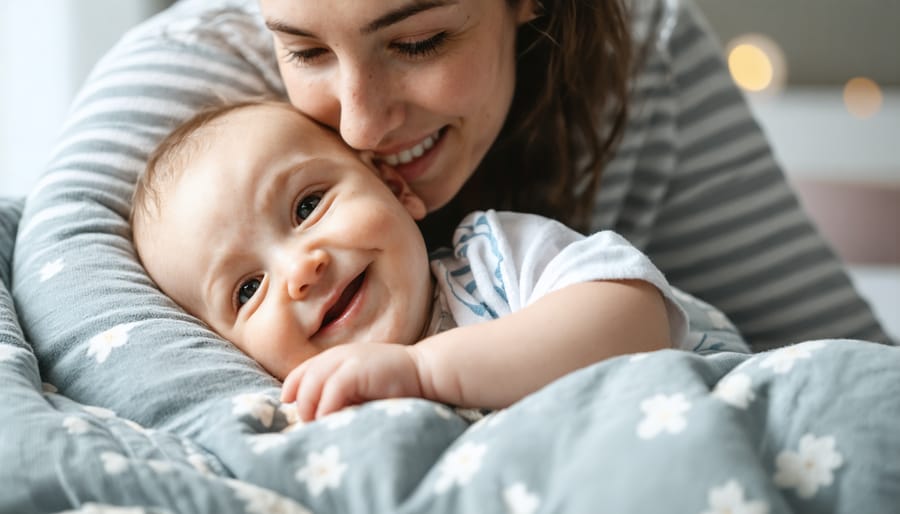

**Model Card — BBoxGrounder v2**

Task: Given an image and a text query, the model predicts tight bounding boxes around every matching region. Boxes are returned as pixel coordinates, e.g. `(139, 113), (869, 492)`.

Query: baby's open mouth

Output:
(319, 270), (366, 332)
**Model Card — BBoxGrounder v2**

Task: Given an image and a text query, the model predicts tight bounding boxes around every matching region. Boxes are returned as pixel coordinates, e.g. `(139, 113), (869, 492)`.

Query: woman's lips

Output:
(378, 127), (447, 184)
(314, 270), (366, 338)
(381, 129), (441, 166)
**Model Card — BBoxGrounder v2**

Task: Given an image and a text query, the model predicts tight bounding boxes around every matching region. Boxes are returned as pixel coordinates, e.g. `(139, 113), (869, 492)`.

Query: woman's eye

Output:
(237, 278), (261, 308)
(295, 194), (322, 222)
(284, 47), (329, 66)
(392, 32), (448, 58)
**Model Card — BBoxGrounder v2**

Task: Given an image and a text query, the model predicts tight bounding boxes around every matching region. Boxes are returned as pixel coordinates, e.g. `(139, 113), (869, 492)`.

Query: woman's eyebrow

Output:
(362, 0), (455, 35)
(265, 1), (455, 38)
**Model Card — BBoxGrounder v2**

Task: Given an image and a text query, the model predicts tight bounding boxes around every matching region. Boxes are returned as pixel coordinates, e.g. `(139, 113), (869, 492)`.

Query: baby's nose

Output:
(285, 248), (330, 301)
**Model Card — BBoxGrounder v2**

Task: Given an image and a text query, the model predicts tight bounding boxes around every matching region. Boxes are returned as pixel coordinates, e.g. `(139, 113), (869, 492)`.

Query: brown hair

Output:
(420, 0), (633, 247)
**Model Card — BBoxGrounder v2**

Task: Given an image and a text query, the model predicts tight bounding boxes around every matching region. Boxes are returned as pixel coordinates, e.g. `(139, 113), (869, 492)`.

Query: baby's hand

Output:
(280, 342), (423, 422)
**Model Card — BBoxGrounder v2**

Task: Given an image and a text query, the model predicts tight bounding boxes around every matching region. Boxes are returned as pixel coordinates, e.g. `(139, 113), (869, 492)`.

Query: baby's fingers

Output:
(280, 363), (308, 403)
(295, 356), (346, 422)
(315, 367), (359, 419)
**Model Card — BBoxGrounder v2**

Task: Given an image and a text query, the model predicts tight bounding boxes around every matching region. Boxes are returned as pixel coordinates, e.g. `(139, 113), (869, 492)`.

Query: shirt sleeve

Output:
(596, 0), (890, 350)
(432, 210), (690, 348)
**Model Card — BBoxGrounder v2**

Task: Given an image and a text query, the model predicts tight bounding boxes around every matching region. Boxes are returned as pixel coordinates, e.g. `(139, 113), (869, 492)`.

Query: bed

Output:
(3, 197), (899, 512)
(3, 0), (898, 512)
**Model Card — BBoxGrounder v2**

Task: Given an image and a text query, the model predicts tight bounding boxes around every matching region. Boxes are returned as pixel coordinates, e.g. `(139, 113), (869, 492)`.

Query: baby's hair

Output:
(130, 98), (297, 240)
(133, 99), (257, 226)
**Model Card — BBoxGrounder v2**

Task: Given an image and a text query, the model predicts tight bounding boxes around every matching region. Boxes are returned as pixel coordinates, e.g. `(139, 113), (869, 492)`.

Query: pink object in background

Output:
(793, 178), (900, 340)
(792, 179), (900, 265)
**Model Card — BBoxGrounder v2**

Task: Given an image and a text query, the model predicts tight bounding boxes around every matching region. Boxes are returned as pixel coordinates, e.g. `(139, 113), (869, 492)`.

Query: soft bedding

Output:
(5, 0), (898, 512)
(3, 200), (900, 512)
(5, 198), (900, 513)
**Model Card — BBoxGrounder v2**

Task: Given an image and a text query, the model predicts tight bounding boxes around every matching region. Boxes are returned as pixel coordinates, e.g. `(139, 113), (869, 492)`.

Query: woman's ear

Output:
(375, 163), (427, 221)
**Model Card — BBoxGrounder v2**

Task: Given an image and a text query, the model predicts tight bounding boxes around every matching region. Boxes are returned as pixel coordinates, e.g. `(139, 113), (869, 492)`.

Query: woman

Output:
(252, 0), (888, 349)
(263, 0), (630, 242)
(13, 0), (888, 428)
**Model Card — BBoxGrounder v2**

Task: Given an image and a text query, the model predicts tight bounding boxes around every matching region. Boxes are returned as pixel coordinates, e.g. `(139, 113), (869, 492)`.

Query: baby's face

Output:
(139, 104), (433, 380)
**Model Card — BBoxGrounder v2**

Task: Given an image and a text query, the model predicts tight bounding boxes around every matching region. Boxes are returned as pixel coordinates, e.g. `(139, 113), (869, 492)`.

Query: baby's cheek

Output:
(237, 314), (309, 380)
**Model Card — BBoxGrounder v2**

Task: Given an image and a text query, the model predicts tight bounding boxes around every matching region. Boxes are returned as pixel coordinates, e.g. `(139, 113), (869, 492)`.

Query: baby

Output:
(131, 100), (694, 422)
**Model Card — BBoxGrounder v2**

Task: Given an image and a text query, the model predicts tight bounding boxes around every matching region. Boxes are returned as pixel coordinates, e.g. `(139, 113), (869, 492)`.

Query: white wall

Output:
(1, 0), (170, 197)
(748, 88), (900, 184)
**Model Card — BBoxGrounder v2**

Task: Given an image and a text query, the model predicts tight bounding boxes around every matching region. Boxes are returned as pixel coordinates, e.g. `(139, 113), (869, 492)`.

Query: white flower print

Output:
(147, 460), (173, 473)
(186, 451), (213, 476)
(637, 393), (691, 439)
(63, 416), (91, 435)
(454, 407), (486, 423)
(226, 478), (313, 514)
(87, 322), (139, 364)
(374, 398), (414, 416)
(122, 418), (148, 434)
(248, 433), (287, 454)
(713, 373), (756, 409)
(503, 482), (540, 514)
(232, 393), (276, 427)
(760, 341), (826, 374)
(279, 402), (301, 427)
(58, 504), (150, 514)
(321, 407), (357, 430)
(295, 445), (348, 497)
(701, 480), (769, 514)
(774, 434), (843, 499)
(39, 258), (65, 282)
(83, 405), (116, 418)
(434, 442), (488, 493)
(0, 345), (16, 362)
(434, 404), (453, 419)
(101, 452), (129, 475)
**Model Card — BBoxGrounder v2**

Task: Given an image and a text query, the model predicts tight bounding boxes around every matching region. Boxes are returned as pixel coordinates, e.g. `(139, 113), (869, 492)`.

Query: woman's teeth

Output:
(383, 130), (439, 166)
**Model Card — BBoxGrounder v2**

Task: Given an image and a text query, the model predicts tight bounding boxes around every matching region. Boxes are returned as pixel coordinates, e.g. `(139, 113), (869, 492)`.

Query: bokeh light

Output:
(843, 77), (883, 119)
(726, 34), (787, 95)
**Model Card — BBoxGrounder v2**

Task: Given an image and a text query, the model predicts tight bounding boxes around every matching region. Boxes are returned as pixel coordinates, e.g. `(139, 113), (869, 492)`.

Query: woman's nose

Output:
(284, 248), (330, 301)
(337, 65), (405, 151)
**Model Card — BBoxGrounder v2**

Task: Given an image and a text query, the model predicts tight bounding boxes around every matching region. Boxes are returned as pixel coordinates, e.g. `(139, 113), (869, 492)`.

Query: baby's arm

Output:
(409, 278), (670, 409)
(281, 277), (670, 420)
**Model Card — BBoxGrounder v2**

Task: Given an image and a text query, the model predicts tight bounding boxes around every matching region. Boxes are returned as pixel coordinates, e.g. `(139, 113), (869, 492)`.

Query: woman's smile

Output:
(376, 127), (448, 184)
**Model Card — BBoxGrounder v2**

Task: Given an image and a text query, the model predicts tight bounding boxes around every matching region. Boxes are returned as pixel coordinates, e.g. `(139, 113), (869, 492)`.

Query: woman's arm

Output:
(598, 0), (889, 349)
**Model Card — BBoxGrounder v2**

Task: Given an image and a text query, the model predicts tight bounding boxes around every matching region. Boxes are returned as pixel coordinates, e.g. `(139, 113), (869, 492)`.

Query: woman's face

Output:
(260, 0), (535, 211)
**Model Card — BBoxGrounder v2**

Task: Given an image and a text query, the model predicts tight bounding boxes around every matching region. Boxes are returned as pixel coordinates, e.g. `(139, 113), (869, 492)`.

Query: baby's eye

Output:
(295, 194), (322, 222)
(237, 277), (261, 308)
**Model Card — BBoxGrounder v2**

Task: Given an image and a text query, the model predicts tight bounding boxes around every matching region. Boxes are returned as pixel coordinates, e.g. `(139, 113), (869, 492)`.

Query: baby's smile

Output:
(312, 268), (367, 339)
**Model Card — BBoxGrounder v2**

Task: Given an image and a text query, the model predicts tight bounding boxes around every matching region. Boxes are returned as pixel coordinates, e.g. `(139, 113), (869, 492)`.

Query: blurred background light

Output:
(843, 77), (883, 119)
(726, 33), (787, 95)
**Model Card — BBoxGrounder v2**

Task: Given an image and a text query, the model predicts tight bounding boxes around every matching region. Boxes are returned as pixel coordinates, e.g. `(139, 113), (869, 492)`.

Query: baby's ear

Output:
(376, 163), (426, 220)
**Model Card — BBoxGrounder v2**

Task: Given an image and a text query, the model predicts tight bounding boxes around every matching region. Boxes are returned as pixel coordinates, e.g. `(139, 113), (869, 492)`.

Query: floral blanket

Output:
(2, 197), (898, 513)
(2, 0), (897, 510)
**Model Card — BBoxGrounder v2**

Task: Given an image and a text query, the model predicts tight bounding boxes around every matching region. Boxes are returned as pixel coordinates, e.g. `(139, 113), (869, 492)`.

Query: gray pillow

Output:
(0, 197), (23, 288)
(12, 0), (284, 442)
